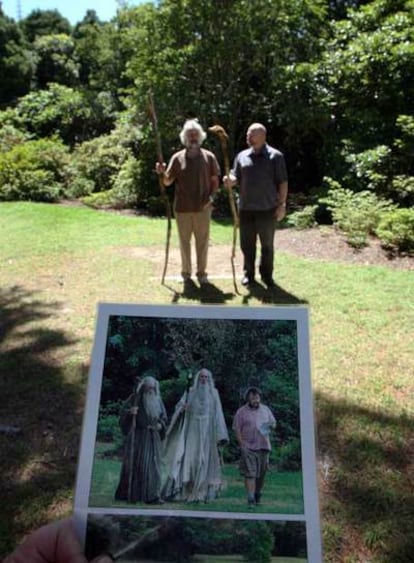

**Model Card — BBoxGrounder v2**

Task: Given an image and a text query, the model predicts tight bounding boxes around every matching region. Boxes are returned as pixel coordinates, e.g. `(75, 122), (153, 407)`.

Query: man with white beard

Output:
(115, 376), (167, 504)
(155, 120), (220, 285)
(162, 368), (229, 503)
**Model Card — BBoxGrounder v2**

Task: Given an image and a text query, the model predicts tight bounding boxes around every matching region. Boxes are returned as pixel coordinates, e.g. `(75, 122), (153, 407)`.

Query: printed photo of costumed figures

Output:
(86, 313), (308, 560)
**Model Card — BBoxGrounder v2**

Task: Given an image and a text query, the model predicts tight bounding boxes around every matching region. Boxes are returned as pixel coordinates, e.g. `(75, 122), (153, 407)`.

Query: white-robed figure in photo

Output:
(162, 368), (229, 503)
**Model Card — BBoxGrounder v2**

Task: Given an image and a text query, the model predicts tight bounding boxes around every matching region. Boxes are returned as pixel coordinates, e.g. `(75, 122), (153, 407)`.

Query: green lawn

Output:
(0, 202), (413, 562)
(89, 449), (304, 514)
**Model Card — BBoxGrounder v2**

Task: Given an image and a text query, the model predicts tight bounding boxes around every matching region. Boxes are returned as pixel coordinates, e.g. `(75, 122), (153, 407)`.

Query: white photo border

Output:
(74, 303), (322, 562)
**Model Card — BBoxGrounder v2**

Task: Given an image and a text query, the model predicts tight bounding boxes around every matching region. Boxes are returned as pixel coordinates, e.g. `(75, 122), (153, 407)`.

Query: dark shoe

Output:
(255, 493), (262, 505)
(262, 277), (276, 288)
(183, 278), (195, 291)
(241, 275), (255, 286)
(248, 499), (256, 509)
(197, 274), (209, 285)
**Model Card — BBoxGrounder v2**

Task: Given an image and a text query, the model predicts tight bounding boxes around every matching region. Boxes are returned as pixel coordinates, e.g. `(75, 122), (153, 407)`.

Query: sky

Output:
(1, 0), (145, 25)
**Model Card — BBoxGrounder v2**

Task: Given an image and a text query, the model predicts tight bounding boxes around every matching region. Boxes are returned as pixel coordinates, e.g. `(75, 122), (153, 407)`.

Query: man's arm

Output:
(205, 174), (220, 207)
(275, 180), (288, 221)
(232, 411), (244, 448)
(234, 427), (244, 448)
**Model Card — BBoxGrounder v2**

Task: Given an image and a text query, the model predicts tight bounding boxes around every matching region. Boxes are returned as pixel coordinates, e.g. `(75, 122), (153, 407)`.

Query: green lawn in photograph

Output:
(1, 202), (413, 562)
(89, 449), (304, 514)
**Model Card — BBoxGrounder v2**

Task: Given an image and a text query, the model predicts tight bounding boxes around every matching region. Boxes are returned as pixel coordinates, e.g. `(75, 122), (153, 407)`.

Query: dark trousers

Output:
(239, 208), (276, 280)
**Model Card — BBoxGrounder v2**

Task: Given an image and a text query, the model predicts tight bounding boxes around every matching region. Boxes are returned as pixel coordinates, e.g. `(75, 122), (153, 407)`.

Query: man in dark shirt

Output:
(224, 123), (288, 288)
(156, 120), (220, 285)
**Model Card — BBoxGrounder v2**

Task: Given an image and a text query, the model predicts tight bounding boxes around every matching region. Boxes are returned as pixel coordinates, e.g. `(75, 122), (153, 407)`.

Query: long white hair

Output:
(179, 119), (207, 146)
(136, 375), (160, 397)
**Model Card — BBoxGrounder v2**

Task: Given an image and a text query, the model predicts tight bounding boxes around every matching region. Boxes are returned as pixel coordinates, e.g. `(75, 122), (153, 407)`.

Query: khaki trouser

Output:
(175, 207), (211, 278)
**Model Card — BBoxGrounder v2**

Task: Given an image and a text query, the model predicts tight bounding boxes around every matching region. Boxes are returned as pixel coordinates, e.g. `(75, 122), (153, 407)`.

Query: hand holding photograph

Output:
(74, 304), (322, 562)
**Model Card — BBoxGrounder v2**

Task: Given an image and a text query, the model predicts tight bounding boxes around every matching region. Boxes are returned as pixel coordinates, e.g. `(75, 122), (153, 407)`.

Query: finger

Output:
(4, 519), (86, 563)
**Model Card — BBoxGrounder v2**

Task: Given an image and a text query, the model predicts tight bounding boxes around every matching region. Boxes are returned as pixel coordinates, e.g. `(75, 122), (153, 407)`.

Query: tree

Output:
(72, 16), (126, 108)
(8, 83), (112, 145)
(33, 33), (79, 88)
(19, 9), (71, 43)
(0, 9), (33, 105)
(112, 0), (332, 201)
(318, 0), (414, 202)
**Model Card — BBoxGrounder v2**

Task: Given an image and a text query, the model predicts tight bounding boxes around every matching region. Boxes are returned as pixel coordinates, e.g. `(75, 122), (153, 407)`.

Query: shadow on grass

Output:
(167, 280), (236, 304)
(242, 281), (308, 305)
(316, 392), (414, 562)
(0, 286), (84, 557)
(165, 279), (307, 305)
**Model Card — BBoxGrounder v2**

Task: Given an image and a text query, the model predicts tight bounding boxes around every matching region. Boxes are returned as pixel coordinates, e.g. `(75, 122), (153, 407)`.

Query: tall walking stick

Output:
(208, 125), (239, 294)
(127, 390), (139, 502)
(148, 91), (172, 285)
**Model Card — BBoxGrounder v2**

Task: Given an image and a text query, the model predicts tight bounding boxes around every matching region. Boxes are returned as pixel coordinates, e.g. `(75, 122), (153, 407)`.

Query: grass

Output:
(88, 448), (304, 514)
(0, 201), (413, 562)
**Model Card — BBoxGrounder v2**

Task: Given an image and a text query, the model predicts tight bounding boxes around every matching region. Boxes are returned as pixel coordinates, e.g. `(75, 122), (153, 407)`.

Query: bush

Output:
(320, 183), (395, 248)
(286, 205), (318, 229)
(241, 521), (274, 563)
(97, 400), (124, 445)
(0, 124), (30, 153)
(375, 208), (414, 255)
(68, 132), (132, 197)
(274, 438), (302, 471)
(391, 175), (414, 206)
(345, 145), (391, 193)
(111, 156), (143, 208)
(0, 137), (69, 201)
(81, 189), (116, 208)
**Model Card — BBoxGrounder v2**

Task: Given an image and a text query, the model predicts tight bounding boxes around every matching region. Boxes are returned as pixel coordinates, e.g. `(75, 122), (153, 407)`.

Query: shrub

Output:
(274, 438), (302, 471)
(0, 137), (69, 201)
(111, 156), (143, 208)
(97, 400), (123, 446)
(375, 208), (414, 255)
(81, 189), (116, 208)
(320, 184), (395, 248)
(241, 521), (274, 563)
(286, 205), (318, 229)
(345, 145), (391, 193)
(0, 124), (30, 152)
(391, 175), (414, 206)
(68, 132), (132, 197)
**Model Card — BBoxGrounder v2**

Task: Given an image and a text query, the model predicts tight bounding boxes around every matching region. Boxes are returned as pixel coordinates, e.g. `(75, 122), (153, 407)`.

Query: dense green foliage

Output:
(375, 207), (414, 253)
(0, 137), (69, 201)
(86, 515), (307, 561)
(99, 315), (301, 468)
(0, 0), (412, 248)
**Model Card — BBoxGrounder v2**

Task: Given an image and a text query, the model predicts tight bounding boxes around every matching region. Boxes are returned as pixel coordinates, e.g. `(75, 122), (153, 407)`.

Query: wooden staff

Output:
(127, 390), (138, 502)
(208, 125), (239, 294)
(148, 91), (172, 285)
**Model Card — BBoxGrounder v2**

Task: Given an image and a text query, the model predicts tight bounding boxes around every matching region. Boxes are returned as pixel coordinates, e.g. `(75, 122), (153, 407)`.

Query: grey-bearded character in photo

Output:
(232, 386), (276, 508)
(155, 120), (220, 285)
(115, 376), (167, 504)
(162, 368), (229, 503)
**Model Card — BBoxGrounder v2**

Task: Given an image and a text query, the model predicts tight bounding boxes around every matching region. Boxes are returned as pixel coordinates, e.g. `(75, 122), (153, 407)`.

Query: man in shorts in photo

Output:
(233, 387), (276, 508)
